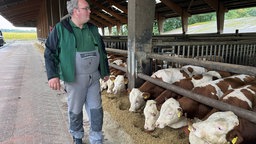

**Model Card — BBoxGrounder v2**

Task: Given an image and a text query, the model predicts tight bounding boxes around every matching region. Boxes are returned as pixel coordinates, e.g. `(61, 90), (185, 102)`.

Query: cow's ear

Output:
(142, 92), (151, 100)
(232, 135), (244, 144)
(127, 89), (132, 93)
(151, 112), (156, 116)
(177, 107), (183, 117)
(234, 134), (243, 144)
(110, 76), (116, 81)
(227, 130), (243, 144)
(124, 78), (129, 84)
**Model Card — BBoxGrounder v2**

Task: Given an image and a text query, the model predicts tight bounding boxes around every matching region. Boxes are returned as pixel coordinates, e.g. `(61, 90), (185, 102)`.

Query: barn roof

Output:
(0, 0), (256, 28)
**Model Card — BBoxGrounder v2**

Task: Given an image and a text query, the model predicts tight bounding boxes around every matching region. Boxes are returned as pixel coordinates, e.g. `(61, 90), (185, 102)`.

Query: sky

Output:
(0, 15), (15, 29)
(0, 15), (36, 30)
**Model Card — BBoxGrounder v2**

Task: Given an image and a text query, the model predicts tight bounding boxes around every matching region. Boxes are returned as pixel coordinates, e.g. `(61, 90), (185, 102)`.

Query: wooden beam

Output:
(90, 0), (127, 24)
(157, 16), (165, 34)
(203, 0), (228, 12)
(9, 12), (38, 21)
(92, 11), (118, 25)
(204, 0), (227, 34)
(1, 3), (39, 13)
(90, 15), (111, 27)
(105, 0), (128, 14)
(0, 0), (27, 10)
(89, 18), (103, 28)
(181, 12), (188, 34)
(3, 6), (39, 18)
(160, 0), (190, 17)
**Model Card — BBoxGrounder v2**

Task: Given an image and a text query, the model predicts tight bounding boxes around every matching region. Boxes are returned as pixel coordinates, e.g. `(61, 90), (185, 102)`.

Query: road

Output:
(0, 41), (72, 143)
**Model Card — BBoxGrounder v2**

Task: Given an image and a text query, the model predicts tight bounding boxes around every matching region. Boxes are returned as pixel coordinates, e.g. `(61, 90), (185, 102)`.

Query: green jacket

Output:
(44, 17), (110, 82)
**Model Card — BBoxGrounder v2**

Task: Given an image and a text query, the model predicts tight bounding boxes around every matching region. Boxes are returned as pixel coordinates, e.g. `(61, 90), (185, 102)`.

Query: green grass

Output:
(163, 17), (256, 34)
(3, 32), (37, 40)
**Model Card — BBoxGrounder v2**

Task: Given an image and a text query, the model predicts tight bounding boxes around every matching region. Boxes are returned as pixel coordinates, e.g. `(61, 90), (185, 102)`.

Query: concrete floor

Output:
(0, 40), (132, 144)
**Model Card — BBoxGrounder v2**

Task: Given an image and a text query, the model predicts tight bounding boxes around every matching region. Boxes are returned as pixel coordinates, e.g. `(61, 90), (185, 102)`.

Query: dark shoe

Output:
(74, 138), (82, 144)
(73, 137), (82, 144)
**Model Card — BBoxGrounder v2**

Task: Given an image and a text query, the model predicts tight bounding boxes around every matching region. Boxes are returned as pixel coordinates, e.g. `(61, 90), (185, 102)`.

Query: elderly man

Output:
(44, 0), (110, 143)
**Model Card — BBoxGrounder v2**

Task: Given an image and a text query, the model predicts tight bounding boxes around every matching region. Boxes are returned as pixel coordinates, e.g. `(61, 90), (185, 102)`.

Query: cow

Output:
(131, 66), (202, 111)
(112, 59), (123, 66)
(189, 82), (256, 144)
(143, 100), (160, 131)
(109, 67), (126, 76)
(100, 78), (108, 91)
(128, 88), (148, 112)
(155, 74), (255, 129)
(143, 70), (230, 131)
(106, 75), (116, 93)
(158, 70), (231, 101)
(128, 81), (165, 112)
(151, 68), (190, 84)
(180, 65), (208, 77)
(189, 111), (239, 144)
(226, 109), (256, 144)
(130, 66), (208, 112)
(112, 75), (128, 95)
(180, 74), (256, 119)
(155, 98), (189, 129)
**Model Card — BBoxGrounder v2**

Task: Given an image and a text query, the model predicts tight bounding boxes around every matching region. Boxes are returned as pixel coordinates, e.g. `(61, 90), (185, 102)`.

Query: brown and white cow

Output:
(180, 74), (256, 119)
(189, 82), (256, 144)
(143, 70), (230, 130)
(226, 108), (256, 144)
(128, 88), (147, 112)
(143, 100), (160, 131)
(155, 98), (189, 129)
(144, 70), (227, 130)
(151, 68), (190, 84)
(106, 75), (116, 93)
(189, 111), (239, 144)
(180, 65), (208, 77)
(130, 66), (206, 112)
(155, 74), (255, 129)
(128, 81), (165, 112)
(112, 75), (128, 95)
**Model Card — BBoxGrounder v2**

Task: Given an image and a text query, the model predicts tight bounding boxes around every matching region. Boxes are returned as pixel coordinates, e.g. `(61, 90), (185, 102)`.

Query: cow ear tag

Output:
(232, 136), (238, 144)
(187, 125), (191, 131)
(177, 111), (181, 117)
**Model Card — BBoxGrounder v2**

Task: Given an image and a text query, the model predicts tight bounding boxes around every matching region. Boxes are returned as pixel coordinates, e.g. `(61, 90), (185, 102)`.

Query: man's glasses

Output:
(78, 7), (90, 11)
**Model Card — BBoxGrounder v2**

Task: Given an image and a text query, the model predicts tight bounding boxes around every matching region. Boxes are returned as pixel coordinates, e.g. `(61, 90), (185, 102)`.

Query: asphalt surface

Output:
(0, 41), (73, 144)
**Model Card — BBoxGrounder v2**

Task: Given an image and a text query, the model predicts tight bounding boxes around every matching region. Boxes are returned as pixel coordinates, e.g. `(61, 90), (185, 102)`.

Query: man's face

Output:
(76, 0), (91, 23)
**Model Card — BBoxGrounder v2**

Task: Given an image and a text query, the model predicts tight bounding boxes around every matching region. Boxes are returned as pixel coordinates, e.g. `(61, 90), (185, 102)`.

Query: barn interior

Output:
(1, 0), (256, 143)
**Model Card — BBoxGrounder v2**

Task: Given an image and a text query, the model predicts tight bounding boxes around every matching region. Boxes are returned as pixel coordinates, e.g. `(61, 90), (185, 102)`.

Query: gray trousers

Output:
(65, 51), (103, 144)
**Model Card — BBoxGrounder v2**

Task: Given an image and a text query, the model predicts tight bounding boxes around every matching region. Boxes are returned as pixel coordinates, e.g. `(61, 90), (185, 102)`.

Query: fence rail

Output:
(103, 35), (256, 66)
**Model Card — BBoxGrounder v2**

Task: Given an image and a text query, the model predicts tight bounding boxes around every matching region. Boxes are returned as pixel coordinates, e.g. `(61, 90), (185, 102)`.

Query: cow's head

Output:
(144, 100), (159, 131)
(128, 88), (146, 112)
(155, 98), (183, 129)
(190, 111), (239, 144)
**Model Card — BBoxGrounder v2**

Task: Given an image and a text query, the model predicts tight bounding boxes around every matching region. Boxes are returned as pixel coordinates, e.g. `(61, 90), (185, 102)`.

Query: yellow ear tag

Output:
(188, 125), (191, 131)
(232, 136), (238, 144)
(177, 111), (181, 118)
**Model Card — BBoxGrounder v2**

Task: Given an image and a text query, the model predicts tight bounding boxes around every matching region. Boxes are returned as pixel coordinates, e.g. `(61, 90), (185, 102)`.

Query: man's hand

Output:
(48, 77), (60, 90)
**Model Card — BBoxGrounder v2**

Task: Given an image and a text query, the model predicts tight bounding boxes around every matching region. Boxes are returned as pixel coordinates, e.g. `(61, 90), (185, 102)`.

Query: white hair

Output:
(66, 0), (79, 15)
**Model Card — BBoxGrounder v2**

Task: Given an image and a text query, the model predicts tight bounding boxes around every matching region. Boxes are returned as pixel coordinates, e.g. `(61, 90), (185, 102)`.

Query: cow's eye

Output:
(218, 126), (222, 131)
(151, 112), (156, 116)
